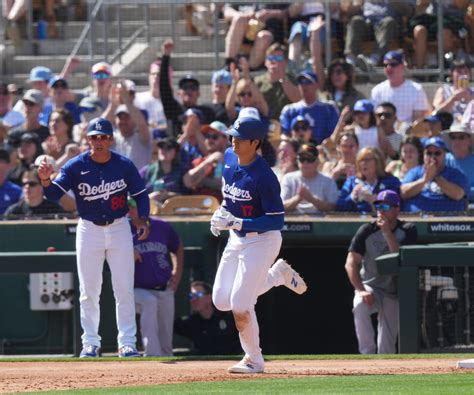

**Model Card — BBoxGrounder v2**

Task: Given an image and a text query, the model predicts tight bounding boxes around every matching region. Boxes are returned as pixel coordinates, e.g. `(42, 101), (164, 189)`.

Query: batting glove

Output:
(211, 207), (243, 231)
(210, 225), (221, 237)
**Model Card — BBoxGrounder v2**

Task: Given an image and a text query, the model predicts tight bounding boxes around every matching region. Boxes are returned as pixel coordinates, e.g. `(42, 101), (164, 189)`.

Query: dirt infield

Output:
(0, 358), (464, 393)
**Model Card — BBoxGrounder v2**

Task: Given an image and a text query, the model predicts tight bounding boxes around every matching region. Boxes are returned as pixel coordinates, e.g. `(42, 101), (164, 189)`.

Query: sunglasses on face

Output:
(157, 144), (175, 151)
(204, 133), (221, 140)
(374, 203), (395, 212)
(94, 72), (110, 80)
(294, 125), (309, 132)
(22, 181), (40, 187)
(375, 112), (393, 119)
(297, 78), (314, 86)
(384, 62), (401, 68)
(23, 100), (36, 107)
(266, 54), (285, 62)
(449, 134), (468, 140)
(298, 156), (317, 163)
(181, 84), (199, 92)
(89, 135), (112, 141)
(188, 291), (206, 300)
(425, 150), (442, 157)
(238, 91), (252, 98)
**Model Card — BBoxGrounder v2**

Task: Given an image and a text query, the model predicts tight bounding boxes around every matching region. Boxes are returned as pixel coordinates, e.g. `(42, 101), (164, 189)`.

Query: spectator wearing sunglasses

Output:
(401, 136), (468, 213)
(281, 143), (338, 214)
(4, 168), (64, 219)
(86, 62), (113, 110)
(9, 89), (49, 143)
(375, 102), (403, 158)
(443, 123), (474, 204)
(290, 115), (316, 145)
(253, 43), (300, 121)
(128, 198), (183, 356)
(183, 121), (229, 201)
(225, 58), (269, 124)
(159, 40), (216, 135)
(280, 70), (338, 144)
(345, 190), (417, 354)
(174, 281), (240, 355)
(371, 51), (430, 124)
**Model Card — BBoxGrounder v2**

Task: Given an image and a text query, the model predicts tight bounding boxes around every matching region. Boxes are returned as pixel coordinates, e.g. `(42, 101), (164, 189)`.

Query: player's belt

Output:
(92, 219), (115, 226)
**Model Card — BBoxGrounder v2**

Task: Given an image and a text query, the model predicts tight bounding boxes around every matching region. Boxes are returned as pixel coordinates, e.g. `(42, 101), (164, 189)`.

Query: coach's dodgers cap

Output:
(226, 107), (266, 140)
(87, 117), (113, 136)
(374, 190), (401, 207)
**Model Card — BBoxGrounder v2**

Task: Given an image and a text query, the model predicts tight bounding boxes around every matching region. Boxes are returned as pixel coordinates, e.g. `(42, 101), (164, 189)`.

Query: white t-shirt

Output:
(113, 129), (152, 171)
(371, 79), (429, 123)
(280, 171), (339, 214)
(134, 91), (167, 131)
(354, 125), (379, 150)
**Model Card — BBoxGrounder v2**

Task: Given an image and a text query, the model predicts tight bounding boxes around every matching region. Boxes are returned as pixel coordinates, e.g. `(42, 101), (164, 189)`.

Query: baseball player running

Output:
(210, 108), (307, 374)
(38, 117), (150, 358)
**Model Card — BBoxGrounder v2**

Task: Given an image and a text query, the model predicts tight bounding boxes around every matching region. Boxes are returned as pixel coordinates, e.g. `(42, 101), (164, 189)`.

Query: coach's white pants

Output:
(134, 287), (175, 356)
(212, 230), (282, 364)
(76, 217), (137, 348)
(352, 286), (399, 354)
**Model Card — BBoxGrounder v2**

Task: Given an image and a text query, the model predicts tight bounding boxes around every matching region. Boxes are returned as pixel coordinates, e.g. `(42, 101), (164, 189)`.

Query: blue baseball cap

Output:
(353, 99), (374, 113)
(28, 66), (52, 83)
(48, 76), (68, 89)
(290, 115), (310, 130)
(423, 136), (448, 151)
(212, 69), (232, 86)
(383, 50), (405, 64)
(87, 117), (113, 136)
(297, 70), (318, 84)
(226, 116), (267, 140)
(424, 114), (441, 123)
(374, 190), (401, 207)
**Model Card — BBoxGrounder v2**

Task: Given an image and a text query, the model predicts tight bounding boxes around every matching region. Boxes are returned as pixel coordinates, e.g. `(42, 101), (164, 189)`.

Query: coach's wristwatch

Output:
(140, 217), (150, 226)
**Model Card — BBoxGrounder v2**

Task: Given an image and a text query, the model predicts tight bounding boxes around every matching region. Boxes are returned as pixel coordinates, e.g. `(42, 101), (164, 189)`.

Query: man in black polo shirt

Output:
(345, 190), (417, 354)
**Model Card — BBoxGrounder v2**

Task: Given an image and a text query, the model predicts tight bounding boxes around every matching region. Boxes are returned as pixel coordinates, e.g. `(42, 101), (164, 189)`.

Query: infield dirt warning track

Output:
(0, 358), (464, 393)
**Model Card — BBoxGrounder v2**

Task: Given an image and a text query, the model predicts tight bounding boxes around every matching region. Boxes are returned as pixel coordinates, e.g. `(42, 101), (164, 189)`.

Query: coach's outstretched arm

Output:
(38, 157), (64, 200)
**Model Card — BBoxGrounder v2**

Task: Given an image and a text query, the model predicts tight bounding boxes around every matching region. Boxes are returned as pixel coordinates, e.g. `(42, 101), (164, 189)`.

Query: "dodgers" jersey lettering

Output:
(222, 148), (284, 229)
(44, 151), (148, 222)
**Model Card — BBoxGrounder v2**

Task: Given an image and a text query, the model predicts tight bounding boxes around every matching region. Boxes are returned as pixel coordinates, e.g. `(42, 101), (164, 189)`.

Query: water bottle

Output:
(37, 20), (47, 40)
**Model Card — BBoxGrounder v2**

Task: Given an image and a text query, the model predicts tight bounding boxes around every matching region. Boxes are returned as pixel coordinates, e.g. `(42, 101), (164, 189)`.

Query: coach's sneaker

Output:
(228, 356), (264, 374)
(79, 344), (100, 358)
(118, 345), (141, 358)
(273, 259), (307, 295)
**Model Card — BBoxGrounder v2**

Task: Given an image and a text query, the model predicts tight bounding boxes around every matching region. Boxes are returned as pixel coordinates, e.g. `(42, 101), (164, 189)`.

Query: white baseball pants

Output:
(212, 230), (282, 364)
(352, 287), (399, 354)
(134, 287), (175, 356)
(76, 217), (137, 348)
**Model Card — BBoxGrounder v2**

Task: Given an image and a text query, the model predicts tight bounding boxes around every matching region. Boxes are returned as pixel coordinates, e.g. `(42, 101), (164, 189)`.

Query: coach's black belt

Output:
(92, 219), (115, 226)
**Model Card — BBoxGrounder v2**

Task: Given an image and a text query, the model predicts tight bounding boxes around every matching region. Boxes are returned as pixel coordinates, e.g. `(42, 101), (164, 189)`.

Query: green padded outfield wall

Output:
(1, 217), (473, 354)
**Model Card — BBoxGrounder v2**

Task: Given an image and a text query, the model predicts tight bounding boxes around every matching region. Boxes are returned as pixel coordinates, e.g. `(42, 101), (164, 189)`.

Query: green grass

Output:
(21, 373), (474, 395)
(1, 353), (473, 363)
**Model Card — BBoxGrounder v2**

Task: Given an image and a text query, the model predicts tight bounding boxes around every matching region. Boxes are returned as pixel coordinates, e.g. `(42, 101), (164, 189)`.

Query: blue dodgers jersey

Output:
(51, 151), (147, 221)
(222, 148), (284, 221)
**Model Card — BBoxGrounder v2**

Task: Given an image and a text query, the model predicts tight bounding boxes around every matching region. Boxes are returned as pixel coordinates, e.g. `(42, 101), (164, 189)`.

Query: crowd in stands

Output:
(1, 1), (474, 220)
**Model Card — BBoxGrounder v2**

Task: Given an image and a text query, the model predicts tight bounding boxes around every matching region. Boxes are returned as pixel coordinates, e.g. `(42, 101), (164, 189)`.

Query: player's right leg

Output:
(76, 219), (106, 356)
(377, 295), (399, 354)
(228, 230), (282, 373)
(352, 290), (377, 354)
(212, 234), (240, 312)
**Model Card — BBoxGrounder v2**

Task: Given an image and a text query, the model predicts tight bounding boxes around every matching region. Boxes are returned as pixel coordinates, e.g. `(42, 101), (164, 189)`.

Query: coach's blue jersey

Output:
(222, 148), (284, 222)
(44, 151), (148, 222)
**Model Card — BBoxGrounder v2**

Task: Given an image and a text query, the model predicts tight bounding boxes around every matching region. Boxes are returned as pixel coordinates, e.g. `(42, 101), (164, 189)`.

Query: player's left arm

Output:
(127, 162), (151, 239)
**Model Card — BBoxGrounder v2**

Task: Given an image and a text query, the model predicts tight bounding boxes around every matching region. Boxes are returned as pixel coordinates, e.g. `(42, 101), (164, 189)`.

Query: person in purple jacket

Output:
(128, 197), (183, 357)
